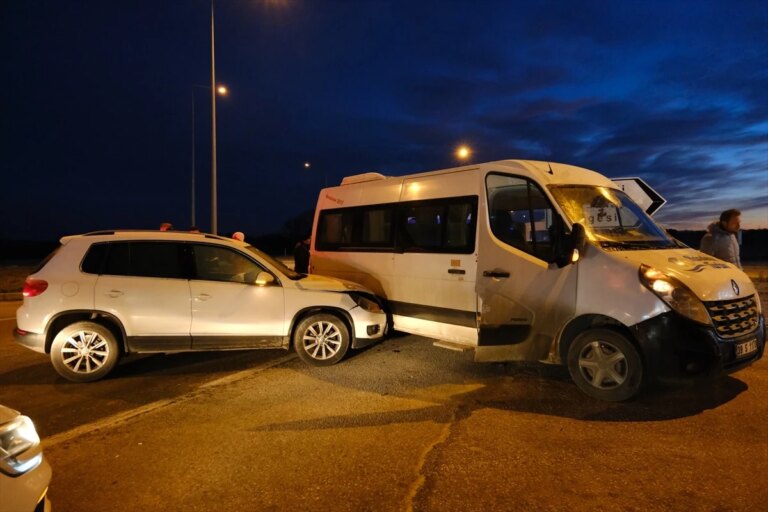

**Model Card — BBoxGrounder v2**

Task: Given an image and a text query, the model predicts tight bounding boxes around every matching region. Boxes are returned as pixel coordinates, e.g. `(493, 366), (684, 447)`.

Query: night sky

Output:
(2, 0), (767, 241)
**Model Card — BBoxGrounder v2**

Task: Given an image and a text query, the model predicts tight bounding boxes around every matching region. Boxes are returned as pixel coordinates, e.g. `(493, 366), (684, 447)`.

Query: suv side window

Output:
(192, 244), (266, 284)
(486, 174), (557, 262)
(81, 243), (108, 274)
(103, 242), (187, 279)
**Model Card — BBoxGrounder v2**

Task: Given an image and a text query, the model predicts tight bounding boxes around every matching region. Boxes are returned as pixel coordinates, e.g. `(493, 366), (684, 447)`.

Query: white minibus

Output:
(310, 159), (764, 401)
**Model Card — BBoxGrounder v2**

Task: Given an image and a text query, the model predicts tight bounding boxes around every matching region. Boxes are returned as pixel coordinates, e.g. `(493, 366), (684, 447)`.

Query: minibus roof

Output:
(340, 160), (617, 189)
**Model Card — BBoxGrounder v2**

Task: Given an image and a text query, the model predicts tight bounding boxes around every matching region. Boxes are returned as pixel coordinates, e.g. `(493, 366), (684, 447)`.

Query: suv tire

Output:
(50, 321), (121, 382)
(293, 313), (350, 366)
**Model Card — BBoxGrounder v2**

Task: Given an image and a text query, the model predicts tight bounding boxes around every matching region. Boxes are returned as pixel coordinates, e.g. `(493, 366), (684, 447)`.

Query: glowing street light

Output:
(456, 145), (472, 161)
(216, 85), (228, 96)
(304, 161), (327, 187)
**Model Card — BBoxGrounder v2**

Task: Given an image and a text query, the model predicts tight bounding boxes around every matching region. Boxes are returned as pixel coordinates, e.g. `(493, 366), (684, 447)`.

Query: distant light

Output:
(217, 85), (228, 96)
(304, 162), (311, 168)
(456, 145), (471, 161)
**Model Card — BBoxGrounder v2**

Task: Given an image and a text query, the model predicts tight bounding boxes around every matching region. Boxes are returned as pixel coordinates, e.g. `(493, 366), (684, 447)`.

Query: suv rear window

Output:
(102, 242), (187, 279)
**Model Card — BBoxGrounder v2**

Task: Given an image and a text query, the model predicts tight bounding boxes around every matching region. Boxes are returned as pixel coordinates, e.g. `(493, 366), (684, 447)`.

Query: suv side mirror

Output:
(253, 271), (276, 287)
(554, 222), (586, 268)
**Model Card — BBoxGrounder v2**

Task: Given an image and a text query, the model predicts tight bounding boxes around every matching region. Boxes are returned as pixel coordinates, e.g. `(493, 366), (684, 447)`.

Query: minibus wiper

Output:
(599, 240), (673, 250)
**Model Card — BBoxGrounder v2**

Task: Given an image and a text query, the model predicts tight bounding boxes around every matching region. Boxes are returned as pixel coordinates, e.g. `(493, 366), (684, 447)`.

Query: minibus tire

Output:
(293, 313), (350, 366)
(566, 329), (643, 402)
(50, 321), (121, 382)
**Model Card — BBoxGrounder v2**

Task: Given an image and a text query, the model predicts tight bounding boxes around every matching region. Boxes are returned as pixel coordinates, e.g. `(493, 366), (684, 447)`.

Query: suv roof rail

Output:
(83, 230), (117, 236)
(204, 234), (230, 241)
(81, 229), (219, 237)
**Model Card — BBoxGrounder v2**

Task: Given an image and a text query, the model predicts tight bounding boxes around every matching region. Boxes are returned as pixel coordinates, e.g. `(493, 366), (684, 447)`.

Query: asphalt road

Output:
(1, 300), (767, 511)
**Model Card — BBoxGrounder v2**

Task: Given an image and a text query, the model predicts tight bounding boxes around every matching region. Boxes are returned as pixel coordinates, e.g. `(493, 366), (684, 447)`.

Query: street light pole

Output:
(192, 84), (227, 231)
(191, 88), (196, 227)
(210, 0), (219, 234)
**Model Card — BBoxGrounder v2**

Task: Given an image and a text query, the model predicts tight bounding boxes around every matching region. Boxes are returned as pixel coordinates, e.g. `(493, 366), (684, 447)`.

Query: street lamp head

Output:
(304, 162), (311, 168)
(217, 85), (228, 96)
(456, 145), (472, 161)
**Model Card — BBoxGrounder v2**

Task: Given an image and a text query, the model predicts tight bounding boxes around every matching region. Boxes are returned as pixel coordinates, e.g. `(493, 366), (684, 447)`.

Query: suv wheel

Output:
(566, 328), (643, 402)
(293, 314), (350, 366)
(50, 321), (121, 382)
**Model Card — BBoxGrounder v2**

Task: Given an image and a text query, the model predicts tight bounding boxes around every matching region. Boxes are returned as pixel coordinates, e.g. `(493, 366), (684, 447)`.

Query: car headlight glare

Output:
(0, 415), (43, 476)
(348, 293), (383, 313)
(640, 265), (711, 325)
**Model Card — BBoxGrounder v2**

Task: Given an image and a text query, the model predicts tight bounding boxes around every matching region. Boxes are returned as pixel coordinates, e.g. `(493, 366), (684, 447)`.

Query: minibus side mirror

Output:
(554, 222), (586, 268)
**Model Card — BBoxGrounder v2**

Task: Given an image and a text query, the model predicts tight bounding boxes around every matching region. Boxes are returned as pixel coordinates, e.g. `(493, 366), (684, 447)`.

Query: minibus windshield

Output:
(549, 186), (677, 250)
(245, 245), (305, 279)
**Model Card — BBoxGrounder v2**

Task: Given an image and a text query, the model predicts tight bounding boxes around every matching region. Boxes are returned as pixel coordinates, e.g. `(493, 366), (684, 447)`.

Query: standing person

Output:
(700, 209), (741, 268)
(294, 235), (311, 274)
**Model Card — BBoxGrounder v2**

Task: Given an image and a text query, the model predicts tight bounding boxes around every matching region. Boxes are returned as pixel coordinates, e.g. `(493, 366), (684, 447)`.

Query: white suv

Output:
(15, 231), (387, 382)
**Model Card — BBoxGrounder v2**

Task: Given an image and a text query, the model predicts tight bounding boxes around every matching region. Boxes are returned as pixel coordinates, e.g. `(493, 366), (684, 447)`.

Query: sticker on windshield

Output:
(583, 206), (621, 228)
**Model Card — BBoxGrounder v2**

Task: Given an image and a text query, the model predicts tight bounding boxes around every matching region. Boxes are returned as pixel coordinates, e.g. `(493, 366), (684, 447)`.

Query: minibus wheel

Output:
(566, 329), (643, 401)
(293, 313), (350, 366)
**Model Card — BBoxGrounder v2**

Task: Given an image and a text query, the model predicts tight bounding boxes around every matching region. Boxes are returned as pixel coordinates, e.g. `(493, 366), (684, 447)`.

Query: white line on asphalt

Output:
(0, 317), (16, 322)
(43, 353), (297, 449)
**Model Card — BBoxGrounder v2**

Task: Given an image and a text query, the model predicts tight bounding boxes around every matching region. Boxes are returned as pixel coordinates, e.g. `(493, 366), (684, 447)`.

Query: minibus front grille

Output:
(704, 295), (759, 339)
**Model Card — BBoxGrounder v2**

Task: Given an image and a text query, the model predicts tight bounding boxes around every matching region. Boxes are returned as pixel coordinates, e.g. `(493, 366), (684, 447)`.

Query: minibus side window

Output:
(316, 205), (395, 251)
(397, 197), (477, 254)
(402, 204), (443, 250)
(487, 174), (557, 262)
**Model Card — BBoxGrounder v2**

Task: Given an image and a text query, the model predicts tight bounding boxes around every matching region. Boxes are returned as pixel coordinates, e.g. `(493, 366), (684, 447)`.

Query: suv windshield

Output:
(549, 185), (676, 250)
(244, 245), (305, 279)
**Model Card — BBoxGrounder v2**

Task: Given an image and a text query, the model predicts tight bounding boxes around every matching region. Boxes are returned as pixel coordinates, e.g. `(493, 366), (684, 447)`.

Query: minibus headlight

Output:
(639, 265), (711, 325)
(348, 293), (383, 313)
(0, 415), (43, 476)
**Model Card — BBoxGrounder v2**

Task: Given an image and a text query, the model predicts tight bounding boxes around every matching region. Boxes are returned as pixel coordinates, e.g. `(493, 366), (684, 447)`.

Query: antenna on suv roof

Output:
(547, 162), (554, 175)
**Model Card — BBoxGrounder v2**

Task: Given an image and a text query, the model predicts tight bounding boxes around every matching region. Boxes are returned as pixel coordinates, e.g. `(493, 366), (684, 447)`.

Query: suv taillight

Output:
(23, 279), (48, 297)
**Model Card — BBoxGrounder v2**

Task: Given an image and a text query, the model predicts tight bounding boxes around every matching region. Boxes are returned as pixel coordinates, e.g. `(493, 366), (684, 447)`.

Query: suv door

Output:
(94, 241), (192, 351)
(475, 172), (577, 362)
(189, 244), (285, 349)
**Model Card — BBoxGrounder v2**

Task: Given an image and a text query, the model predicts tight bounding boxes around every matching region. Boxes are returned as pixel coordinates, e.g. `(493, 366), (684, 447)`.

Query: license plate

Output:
(735, 339), (758, 358)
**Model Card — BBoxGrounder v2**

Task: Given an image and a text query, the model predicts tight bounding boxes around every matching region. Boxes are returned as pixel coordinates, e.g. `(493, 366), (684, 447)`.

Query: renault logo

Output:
(731, 280), (740, 296)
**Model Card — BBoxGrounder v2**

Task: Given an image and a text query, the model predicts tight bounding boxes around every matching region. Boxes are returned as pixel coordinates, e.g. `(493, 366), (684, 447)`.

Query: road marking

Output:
(0, 317), (16, 322)
(43, 353), (297, 449)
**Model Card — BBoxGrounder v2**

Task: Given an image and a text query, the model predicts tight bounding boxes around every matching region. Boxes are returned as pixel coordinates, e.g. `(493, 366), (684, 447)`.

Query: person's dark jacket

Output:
(700, 221), (741, 268)
(294, 243), (310, 274)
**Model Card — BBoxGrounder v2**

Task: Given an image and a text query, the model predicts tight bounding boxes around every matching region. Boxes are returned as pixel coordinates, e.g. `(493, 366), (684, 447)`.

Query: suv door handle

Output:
(106, 289), (124, 298)
(448, 269), (466, 275)
(194, 293), (212, 302)
(482, 270), (510, 278)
